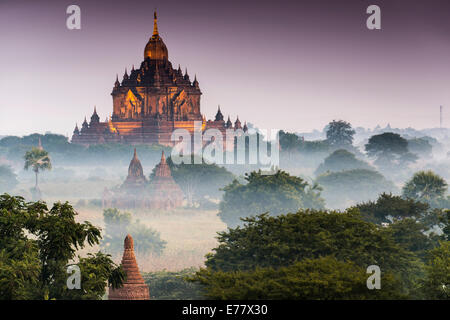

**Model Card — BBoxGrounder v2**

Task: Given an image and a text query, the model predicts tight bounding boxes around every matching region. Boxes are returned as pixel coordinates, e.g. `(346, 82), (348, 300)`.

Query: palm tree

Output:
(402, 170), (448, 204)
(24, 146), (52, 189)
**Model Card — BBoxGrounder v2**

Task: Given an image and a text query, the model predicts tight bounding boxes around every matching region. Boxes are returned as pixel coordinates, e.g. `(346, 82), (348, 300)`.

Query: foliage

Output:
(24, 147), (52, 189)
(325, 120), (355, 148)
(0, 165), (19, 194)
(386, 219), (438, 260)
(315, 149), (372, 176)
(402, 171), (448, 208)
(316, 169), (396, 209)
(101, 208), (166, 256)
(0, 194), (124, 300)
(208, 210), (418, 274)
(196, 209), (423, 299)
(356, 193), (430, 224)
(193, 256), (404, 300)
(420, 241), (450, 299)
(218, 170), (325, 227)
(365, 132), (417, 170)
(143, 268), (205, 300)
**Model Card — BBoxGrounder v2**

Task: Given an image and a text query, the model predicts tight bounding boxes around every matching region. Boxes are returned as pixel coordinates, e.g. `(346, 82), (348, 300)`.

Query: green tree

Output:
(402, 171), (448, 207)
(101, 208), (166, 256)
(315, 149), (372, 176)
(365, 132), (417, 170)
(0, 165), (19, 193)
(196, 209), (421, 298)
(143, 268), (205, 300)
(218, 170), (324, 227)
(421, 241), (450, 299)
(356, 193), (430, 224)
(193, 256), (404, 300)
(24, 147), (52, 189)
(326, 120), (355, 148)
(0, 194), (124, 300)
(316, 169), (396, 209)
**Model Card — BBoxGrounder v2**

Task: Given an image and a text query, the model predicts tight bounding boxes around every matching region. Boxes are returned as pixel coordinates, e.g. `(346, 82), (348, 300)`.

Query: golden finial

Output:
(153, 10), (159, 37)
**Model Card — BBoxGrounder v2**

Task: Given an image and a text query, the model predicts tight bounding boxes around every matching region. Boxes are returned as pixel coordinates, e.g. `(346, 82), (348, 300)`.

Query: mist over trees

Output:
(149, 155), (235, 205)
(0, 165), (18, 193)
(365, 132), (417, 172)
(316, 169), (396, 209)
(315, 149), (372, 176)
(101, 208), (166, 257)
(218, 170), (324, 227)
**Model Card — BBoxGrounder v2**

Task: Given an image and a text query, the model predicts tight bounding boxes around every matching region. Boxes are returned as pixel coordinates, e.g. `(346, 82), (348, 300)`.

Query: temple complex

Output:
(72, 11), (247, 146)
(102, 149), (184, 210)
(108, 234), (150, 300)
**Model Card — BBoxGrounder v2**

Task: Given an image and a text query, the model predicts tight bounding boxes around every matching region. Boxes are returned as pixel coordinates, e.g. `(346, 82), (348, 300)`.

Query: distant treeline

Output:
(0, 133), (171, 166)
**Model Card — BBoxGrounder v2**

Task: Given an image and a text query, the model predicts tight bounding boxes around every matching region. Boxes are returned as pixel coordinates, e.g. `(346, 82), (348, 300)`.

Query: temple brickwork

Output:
(103, 149), (184, 210)
(72, 11), (247, 147)
(108, 234), (150, 300)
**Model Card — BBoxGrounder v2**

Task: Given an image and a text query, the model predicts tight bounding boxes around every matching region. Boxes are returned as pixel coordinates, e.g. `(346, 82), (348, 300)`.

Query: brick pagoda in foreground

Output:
(108, 234), (150, 300)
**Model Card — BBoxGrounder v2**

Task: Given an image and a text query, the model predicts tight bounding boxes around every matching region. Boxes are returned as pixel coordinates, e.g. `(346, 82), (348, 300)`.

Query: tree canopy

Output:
(0, 194), (124, 300)
(315, 149), (372, 176)
(316, 169), (396, 209)
(402, 171), (448, 208)
(326, 120), (355, 148)
(193, 209), (427, 299)
(365, 132), (417, 170)
(101, 208), (166, 256)
(218, 170), (324, 227)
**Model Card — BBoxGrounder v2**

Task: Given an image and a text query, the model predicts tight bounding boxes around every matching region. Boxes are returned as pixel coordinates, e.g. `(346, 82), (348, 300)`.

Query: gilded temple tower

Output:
(72, 11), (245, 146)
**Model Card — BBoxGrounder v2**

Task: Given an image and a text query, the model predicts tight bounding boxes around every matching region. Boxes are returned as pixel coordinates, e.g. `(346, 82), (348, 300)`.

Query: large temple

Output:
(72, 11), (247, 146)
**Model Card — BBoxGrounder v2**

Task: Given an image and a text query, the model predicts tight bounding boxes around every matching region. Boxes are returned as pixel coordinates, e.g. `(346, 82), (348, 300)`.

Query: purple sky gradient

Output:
(1, 0), (450, 136)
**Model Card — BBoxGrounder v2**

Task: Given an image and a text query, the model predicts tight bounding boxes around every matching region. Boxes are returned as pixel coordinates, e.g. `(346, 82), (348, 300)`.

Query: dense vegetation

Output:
(218, 170), (324, 227)
(0, 194), (124, 300)
(101, 208), (166, 256)
(192, 204), (449, 300)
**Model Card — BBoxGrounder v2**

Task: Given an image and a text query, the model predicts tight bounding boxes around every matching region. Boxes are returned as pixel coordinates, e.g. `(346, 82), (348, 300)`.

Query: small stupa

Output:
(108, 234), (150, 300)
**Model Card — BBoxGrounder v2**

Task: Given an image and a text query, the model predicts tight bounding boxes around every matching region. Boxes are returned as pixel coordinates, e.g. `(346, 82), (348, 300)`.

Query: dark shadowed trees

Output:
(326, 120), (356, 148)
(365, 132), (417, 171)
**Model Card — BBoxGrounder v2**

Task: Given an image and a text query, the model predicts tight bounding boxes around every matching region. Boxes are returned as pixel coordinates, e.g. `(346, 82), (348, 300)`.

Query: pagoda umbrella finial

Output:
(153, 10), (159, 37)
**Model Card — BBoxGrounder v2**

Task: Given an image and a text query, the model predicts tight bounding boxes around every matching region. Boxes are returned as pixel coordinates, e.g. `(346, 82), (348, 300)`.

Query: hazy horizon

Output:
(1, 0), (450, 136)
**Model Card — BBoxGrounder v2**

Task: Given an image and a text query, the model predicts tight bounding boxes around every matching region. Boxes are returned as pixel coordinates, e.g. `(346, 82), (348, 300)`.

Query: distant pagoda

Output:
(102, 149), (184, 210)
(108, 234), (150, 300)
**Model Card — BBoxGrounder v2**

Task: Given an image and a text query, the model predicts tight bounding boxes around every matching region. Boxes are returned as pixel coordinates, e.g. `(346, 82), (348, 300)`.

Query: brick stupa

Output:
(108, 234), (150, 300)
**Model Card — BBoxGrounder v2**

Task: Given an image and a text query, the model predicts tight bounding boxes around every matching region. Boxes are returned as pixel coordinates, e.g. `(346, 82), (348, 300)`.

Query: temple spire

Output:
(38, 137), (43, 150)
(153, 10), (159, 37)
